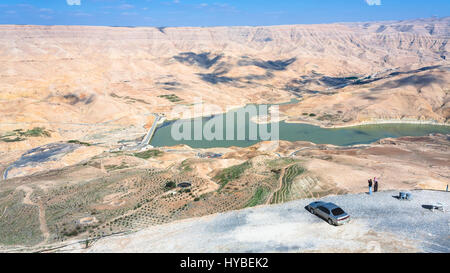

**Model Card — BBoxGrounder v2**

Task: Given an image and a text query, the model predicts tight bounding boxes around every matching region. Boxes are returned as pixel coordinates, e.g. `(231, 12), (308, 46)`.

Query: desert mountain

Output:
(0, 17), (449, 150)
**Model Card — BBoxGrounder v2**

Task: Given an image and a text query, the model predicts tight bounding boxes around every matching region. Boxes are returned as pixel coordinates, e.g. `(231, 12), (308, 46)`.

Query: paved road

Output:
(63, 190), (449, 253)
(138, 115), (161, 148)
(120, 114), (162, 151)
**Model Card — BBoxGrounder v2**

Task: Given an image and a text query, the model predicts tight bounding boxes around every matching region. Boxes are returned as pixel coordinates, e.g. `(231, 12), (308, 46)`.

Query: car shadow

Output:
(422, 205), (434, 210)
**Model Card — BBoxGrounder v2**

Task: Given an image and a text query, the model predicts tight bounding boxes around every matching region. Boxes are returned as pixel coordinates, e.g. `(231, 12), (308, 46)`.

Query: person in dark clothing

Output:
(368, 179), (373, 195)
(374, 177), (379, 192)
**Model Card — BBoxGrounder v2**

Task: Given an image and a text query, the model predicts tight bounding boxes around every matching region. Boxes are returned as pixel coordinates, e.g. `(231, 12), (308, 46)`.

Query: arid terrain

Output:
(55, 190), (450, 253)
(0, 134), (448, 251)
(0, 17), (449, 252)
(1, 17), (449, 152)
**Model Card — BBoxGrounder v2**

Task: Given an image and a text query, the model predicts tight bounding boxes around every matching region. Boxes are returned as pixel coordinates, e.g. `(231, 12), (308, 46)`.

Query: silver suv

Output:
(306, 201), (350, 226)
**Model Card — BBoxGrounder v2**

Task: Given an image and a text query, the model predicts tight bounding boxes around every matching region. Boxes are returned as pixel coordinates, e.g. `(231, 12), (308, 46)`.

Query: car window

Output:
(319, 206), (330, 214)
(332, 208), (345, 216)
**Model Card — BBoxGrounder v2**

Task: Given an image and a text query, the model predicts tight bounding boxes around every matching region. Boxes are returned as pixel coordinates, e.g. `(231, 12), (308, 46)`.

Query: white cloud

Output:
(40, 14), (53, 20)
(365, 0), (381, 6)
(119, 4), (134, 10)
(66, 0), (81, 6)
(121, 12), (138, 16)
(40, 8), (53, 13)
(74, 12), (91, 17)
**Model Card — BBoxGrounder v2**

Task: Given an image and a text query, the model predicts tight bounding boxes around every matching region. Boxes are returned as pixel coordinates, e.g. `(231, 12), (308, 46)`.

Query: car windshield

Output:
(332, 208), (345, 216)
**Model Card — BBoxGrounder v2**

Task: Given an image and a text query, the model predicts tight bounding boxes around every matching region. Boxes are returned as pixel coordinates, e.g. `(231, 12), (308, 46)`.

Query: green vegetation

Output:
(317, 114), (339, 121)
(271, 164), (305, 204)
(68, 140), (91, 146)
(266, 158), (298, 169)
(158, 94), (182, 103)
(105, 162), (129, 171)
(180, 160), (193, 172)
(43, 178), (115, 242)
(0, 137), (25, 142)
(0, 127), (51, 142)
(62, 225), (90, 238)
(245, 187), (270, 208)
(180, 188), (191, 193)
(165, 181), (176, 190)
(124, 96), (150, 105)
(0, 155), (310, 246)
(110, 93), (151, 105)
(300, 113), (317, 117)
(214, 161), (251, 190)
(21, 127), (51, 137)
(133, 150), (162, 159)
(0, 192), (43, 245)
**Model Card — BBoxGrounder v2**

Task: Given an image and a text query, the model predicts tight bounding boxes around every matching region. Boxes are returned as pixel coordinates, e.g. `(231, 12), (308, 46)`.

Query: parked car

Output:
(306, 201), (350, 226)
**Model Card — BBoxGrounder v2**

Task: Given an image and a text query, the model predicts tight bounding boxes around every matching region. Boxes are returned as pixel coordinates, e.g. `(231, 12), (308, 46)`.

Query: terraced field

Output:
(245, 187), (271, 208)
(291, 176), (348, 199)
(1, 153), (310, 247)
(270, 164), (305, 204)
(0, 190), (43, 246)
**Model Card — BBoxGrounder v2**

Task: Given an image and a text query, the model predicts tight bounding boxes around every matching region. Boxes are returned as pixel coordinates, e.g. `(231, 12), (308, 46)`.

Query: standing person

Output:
(368, 179), (373, 195)
(374, 177), (378, 192)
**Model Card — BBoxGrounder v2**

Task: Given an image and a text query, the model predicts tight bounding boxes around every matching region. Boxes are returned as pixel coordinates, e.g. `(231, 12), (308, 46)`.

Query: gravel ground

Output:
(64, 190), (449, 253)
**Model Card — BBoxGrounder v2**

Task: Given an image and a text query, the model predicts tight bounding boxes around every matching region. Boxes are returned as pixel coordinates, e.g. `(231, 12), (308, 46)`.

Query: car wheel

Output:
(328, 218), (334, 226)
(311, 208), (316, 214)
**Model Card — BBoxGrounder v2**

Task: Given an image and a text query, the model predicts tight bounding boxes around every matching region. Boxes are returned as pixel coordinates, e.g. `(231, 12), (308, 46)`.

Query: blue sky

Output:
(0, 0), (449, 27)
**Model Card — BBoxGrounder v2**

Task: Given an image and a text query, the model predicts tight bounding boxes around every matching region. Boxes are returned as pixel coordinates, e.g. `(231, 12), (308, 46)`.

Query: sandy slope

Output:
(0, 17), (449, 153)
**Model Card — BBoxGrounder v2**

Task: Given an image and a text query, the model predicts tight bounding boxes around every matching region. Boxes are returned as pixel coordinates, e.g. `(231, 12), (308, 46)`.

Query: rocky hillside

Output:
(0, 17), (449, 150)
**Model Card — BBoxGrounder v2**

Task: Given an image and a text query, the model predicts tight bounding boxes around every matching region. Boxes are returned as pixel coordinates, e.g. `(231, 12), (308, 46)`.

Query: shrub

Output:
(21, 127), (51, 137)
(68, 140), (91, 146)
(165, 181), (176, 190)
(214, 161), (251, 190)
(246, 187), (270, 208)
(133, 150), (162, 159)
(0, 137), (24, 142)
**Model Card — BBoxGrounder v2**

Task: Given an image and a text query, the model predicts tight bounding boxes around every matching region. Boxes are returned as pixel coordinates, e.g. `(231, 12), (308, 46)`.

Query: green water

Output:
(151, 105), (450, 148)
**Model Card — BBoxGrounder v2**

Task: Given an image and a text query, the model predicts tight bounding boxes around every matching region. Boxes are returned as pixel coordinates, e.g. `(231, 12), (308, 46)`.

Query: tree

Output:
(165, 181), (176, 190)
